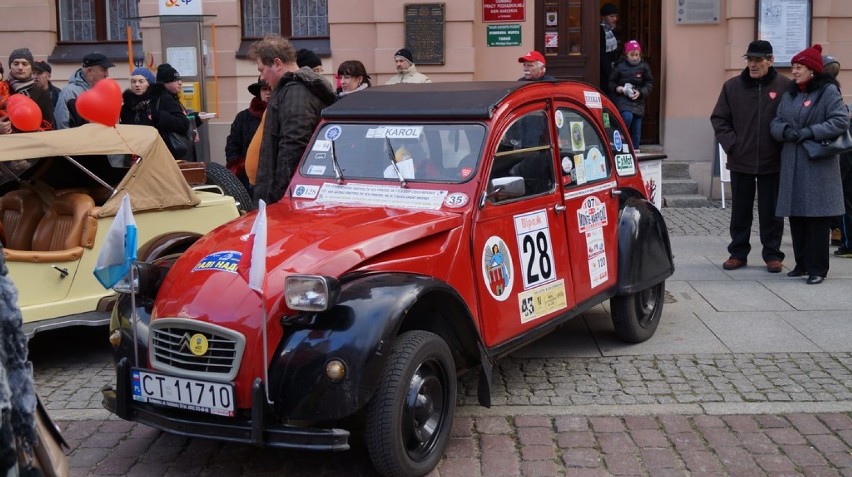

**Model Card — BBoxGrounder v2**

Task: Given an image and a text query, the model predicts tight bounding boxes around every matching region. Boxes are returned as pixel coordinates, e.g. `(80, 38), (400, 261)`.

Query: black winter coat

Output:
(119, 89), (155, 126)
(146, 83), (191, 159)
(711, 67), (793, 175)
(225, 97), (265, 165)
(608, 58), (654, 117)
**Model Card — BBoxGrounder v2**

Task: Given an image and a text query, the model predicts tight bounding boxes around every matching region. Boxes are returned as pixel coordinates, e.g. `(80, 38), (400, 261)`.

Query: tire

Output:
(365, 330), (456, 477)
(205, 162), (255, 213)
(610, 281), (665, 343)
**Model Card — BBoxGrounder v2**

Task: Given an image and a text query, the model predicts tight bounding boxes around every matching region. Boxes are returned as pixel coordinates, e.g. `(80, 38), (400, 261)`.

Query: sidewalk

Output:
(32, 205), (852, 476)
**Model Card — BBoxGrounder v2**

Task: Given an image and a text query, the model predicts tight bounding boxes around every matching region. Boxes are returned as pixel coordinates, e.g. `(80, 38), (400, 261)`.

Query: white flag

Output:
(93, 194), (137, 289)
(238, 200), (267, 295)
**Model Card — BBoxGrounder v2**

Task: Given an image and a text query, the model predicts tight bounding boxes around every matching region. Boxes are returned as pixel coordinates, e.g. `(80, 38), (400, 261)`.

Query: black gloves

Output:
(782, 127), (799, 142)
(797, 128), (814, 142)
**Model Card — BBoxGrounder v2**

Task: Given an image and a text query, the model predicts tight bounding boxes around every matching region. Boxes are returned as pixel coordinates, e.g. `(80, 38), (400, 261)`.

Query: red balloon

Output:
(6, 95), (42, 132)
(75, 78), (122, 127)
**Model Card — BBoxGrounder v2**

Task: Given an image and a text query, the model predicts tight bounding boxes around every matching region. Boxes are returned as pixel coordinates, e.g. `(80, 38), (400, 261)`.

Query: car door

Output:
(554, 100), (620, 305)
(472, 104), (576, 348)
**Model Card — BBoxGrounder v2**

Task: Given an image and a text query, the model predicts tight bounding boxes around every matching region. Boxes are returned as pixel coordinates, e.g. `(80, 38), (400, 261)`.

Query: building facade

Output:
(2, 0), (849, 199)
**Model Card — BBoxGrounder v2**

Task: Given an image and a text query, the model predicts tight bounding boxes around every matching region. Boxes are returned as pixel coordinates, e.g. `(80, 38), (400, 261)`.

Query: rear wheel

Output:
(610, 281), (664, 343)
(205, 162), (254, 213)
(365, 330), (456, 477)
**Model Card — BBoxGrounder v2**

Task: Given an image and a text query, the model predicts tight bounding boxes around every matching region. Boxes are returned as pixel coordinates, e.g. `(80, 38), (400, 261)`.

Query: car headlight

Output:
(285, 275), (340, 312)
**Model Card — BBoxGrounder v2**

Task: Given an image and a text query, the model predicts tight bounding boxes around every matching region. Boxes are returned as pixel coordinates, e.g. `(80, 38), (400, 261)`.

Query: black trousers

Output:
(838, 154), (852, 249)
(789, 216), (832, 277)
(728, 171), (785, 262)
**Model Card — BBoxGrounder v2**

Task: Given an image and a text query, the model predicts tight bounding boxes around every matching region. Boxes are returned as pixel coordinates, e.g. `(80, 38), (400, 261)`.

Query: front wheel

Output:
(610, 281), (665, 343)
(205, 162), (255, 213)
(365, 330), (456, 477)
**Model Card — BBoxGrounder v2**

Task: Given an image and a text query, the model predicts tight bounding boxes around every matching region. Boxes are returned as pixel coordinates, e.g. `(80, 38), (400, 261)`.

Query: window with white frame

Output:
(242, 0), (328, 38)
(58, 0), (141, 42)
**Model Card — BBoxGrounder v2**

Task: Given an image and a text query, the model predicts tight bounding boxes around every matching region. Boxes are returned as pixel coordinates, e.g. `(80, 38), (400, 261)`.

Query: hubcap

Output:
(636, 283), (661, 328)
(401, 359), (447, 460)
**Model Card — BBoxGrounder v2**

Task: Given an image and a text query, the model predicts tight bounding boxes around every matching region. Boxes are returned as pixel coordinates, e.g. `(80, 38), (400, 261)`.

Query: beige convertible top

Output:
(0, 123), (199, 217)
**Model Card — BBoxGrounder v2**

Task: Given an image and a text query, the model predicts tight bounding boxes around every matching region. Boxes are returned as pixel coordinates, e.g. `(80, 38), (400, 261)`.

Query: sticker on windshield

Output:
(312, 140), (332, 152)
(482, 236), (514, 302)
(324, 125), (342, 141)
(193, 251), (241, 274)
(570, 122), (585, 151)
(293, 185), (320, 199)
(365, 126), (423, 139)
(613, 130), (623, 152)
(518, 279), (568, 324)
(513, 210), (556, 290)
(554, 110), (564, 129)
(615, 154), (635, 176)
(316, 183), (447, 210)
(307, 165), (327, 175)
(584, 147), (607, 181)
(584, 91), (602, 109)
(443, 193), (469, 208)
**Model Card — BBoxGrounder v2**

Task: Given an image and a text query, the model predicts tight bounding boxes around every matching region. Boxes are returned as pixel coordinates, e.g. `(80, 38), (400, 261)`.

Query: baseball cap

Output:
(518, 51), (546, 65)
(33, 61), (52, 74)
(82, 52), (115, 68)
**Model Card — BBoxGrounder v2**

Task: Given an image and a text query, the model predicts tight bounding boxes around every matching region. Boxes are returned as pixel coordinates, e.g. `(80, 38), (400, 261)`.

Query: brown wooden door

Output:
(534, 0), (661, 145)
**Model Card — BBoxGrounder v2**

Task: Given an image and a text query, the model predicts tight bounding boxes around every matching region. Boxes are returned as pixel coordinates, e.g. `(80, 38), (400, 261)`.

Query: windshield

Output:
(301, 123), (486, 183)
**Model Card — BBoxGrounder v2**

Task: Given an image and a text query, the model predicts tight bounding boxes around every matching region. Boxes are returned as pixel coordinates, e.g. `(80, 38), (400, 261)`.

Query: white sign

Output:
(166, 47), (198, 77)
(316, 183), (447, 210)
(159, 0), (203, 16)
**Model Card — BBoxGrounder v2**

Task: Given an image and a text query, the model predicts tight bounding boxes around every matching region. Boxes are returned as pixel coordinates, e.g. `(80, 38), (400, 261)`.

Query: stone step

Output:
(663, 179), (700, 195)
(661, 161), (691, 179)
(663, 194), (714, 208)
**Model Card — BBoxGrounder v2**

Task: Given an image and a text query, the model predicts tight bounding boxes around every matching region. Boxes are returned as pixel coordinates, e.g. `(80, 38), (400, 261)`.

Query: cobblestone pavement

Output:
(29, 205), (852, 476)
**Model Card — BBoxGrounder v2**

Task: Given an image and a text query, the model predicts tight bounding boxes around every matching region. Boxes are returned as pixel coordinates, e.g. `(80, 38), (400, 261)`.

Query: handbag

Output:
(802, 129), (852, 159)
(17, 397), (69, 477)
(155, 98), (196, 160)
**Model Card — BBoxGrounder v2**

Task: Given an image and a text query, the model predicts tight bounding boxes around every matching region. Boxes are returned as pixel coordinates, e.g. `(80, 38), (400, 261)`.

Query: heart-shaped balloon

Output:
(6, 94), (43, 132)
(75, 78), (122, 127)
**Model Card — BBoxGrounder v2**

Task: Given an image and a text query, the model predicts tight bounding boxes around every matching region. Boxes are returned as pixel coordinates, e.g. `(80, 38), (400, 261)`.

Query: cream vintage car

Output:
(0, 123), (242, 337)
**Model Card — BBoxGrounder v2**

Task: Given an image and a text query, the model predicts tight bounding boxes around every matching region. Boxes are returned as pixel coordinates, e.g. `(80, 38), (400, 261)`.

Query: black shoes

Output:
(806, 275), (825, 285)
(787, 268), (807, 277)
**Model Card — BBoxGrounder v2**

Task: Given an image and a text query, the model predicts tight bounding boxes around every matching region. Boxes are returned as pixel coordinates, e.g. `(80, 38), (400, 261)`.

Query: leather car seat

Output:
(31, 193), (95, 251)
(0, 189), (46, 250)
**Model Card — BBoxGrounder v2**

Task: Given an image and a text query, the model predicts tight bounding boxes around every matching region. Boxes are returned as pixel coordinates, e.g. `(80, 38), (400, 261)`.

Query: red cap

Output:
(518, 51), (546, 65)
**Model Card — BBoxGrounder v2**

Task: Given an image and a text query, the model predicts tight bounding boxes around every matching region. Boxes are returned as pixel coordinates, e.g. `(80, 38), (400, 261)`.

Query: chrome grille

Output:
(149, 318), (245, 382)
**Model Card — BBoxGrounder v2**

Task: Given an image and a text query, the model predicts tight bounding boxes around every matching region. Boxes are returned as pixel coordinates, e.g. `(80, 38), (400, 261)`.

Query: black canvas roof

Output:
(321, 81), (529, 120)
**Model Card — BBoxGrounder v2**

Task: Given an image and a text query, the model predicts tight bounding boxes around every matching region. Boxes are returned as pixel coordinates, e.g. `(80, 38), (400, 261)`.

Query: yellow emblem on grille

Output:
(189, 333), (209, 356)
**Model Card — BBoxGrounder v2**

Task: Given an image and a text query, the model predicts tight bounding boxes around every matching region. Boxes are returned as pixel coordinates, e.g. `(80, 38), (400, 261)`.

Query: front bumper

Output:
(102, 358), (350, 451)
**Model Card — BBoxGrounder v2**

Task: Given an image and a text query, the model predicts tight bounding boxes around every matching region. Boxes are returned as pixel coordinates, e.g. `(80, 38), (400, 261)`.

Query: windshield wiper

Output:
(330, 139), (344, 184)
(385, 136), (407, 188)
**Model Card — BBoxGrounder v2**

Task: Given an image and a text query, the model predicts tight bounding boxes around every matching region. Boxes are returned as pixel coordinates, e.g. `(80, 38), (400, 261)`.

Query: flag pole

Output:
(260, 297), (272, 405)
(129, 263), (140, 367)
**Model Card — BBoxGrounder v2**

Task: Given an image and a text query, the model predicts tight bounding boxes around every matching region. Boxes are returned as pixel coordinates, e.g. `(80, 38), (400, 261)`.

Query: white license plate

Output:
(131, 369), (235, 417)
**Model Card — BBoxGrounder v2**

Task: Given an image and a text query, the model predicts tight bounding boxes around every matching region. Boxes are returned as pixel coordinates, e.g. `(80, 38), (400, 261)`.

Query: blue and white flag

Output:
(93, 194), (138, 289)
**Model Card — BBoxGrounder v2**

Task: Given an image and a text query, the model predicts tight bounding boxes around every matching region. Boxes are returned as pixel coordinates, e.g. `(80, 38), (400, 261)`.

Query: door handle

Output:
(553, 204), (566, 215)
(52, 266), (69, 278)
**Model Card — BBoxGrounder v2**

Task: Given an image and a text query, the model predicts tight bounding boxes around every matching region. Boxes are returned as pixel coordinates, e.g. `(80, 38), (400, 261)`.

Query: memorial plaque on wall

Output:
(405, 3), (445, 65)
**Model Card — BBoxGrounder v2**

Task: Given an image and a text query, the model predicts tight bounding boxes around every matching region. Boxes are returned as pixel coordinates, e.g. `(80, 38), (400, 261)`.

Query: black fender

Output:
(268, 273), (482, 421)
(616, 196), (674, 295)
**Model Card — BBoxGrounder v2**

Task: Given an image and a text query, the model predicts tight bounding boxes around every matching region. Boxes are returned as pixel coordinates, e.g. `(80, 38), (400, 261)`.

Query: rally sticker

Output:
(577, 196), (608, 233)
(482, 236), (514, 302)
(570, 122), (585, 151)
(554, 110), (564, 129)
(443, 192), (469, 208)
(193, 251), (242, 274)
(613, 130), (623, 152)
(584, 91), (603, 109)
(306, 165), (327, 175)
(312, 140), (332, 152)
(366, 126), (423, 139)
(518, 279), (568, 324)
(614, 154), (636, 176)
(292, 184), (320, 199)
(513, 210), (556, 290)
(317, 183), (447, 210)
(324, 125), (342, 141)
(586, 228), (608, 288)
(584, 147), (607, 181)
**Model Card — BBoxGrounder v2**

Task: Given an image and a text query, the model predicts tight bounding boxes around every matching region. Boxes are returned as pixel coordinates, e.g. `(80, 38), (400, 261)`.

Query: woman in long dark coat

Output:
(770, 44), (850, 284)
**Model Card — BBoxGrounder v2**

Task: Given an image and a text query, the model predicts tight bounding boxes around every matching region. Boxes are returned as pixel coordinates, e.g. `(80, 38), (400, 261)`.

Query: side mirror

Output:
(487, 176), (526, 202)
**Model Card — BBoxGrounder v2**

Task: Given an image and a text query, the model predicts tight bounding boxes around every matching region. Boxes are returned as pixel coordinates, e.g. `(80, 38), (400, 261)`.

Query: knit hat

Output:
(156, 63), (181, 83)
(394, 48), (414, 65)
(130, 67), (155, 85)
(296, 49), (322, 69)
(625, 40), (641, 54)
(791, 44), (824, 74)
(823, 55), (840, 68)
(32, 61), (51, 74)
(743, 40), (773, 58)
(8, 48), (34, 67)
(600, 3), (618, 16)
(518, 50), (546, 65)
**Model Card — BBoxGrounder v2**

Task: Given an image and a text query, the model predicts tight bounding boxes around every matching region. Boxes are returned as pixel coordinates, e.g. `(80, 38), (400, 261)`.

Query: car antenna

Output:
(330, 138), (344, 184)
(384, 136), (407, 188)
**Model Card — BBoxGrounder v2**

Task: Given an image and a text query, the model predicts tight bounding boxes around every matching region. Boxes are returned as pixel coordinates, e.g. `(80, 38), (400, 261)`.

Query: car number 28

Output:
(514, 210), (556, 290)
(131, 369), (235, 417)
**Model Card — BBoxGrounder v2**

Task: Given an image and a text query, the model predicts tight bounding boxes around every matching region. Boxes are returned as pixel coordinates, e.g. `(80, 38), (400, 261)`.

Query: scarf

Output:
(601, 23), (617, 53)
(8, 77), (36, 96)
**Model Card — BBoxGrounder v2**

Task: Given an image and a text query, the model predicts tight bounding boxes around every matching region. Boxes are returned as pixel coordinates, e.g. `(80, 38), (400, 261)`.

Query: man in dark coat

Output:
(32, 61), (61, 109)
(225, 77), (270, 191)
(711, 40), (792, 273)
(249, 36), (336, 205)
(599, 3), (620, 96)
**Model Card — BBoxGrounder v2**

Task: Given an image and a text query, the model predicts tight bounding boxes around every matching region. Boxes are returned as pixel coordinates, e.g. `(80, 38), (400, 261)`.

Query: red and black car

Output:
(103, 81), (674, 477)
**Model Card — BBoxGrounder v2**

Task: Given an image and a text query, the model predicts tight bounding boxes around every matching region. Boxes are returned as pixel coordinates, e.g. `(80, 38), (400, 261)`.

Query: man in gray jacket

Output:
(711, 40), (792, 273)
(54, 53), (114, 129)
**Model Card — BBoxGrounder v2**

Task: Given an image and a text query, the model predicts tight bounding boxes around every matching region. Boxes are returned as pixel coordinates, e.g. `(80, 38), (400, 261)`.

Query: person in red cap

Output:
(517, 51), (554, 81)
(770, 44), (850, 285)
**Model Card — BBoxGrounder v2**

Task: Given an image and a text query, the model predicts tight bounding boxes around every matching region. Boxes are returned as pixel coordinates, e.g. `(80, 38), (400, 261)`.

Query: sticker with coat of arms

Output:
(482, 236), (514, 301)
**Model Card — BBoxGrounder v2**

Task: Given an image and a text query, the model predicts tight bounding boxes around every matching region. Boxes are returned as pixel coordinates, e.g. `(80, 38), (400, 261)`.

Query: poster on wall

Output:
(675, 0), (720, 24)
(756, 0), (812, 66)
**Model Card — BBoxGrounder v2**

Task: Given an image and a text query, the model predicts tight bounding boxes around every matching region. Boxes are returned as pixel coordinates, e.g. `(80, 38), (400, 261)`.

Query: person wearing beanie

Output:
(226, 76), (271, 191)
(54, 52), (114, 128)
(517, 50), (555, 81)
(119, 68), (157, 126)
(385, 47), (431, 85)
(711, 40), (792, 274)
(296, 49), (323, 73)
(769, 44), (850, 284)
(3, 47), (55, 131)
(247, 35), (337, 204)
(599, 3), (620, 96)
(144, 63), (198, 160)
(609, 40), (654, 152)
(32, 61), (61, 108)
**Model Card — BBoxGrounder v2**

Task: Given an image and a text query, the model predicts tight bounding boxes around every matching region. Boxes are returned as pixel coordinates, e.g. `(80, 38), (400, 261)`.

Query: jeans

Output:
(620, 110), (643, 149)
